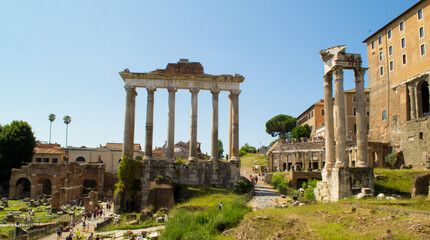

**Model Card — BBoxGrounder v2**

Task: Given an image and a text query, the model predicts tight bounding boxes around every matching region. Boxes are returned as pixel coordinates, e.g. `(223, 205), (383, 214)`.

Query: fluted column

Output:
(354, 68), (369, 167)
(144, 87), (156, 160)
(210, 89), (220, 161)
(189, 88), (199, 162)
(229, 89), (241, 162)
(166, 87), (177, 161)
(408, 83), (417, 120)
(334, 67), (347, 167)
(323, 73), (335, 168)
(122, 85), (137, 159)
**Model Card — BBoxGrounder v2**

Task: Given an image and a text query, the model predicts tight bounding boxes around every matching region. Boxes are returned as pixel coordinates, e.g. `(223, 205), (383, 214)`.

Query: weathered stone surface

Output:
(156, 217), (164, 223)
(140, 209), (153, 222)
(411, 172), (430, 197)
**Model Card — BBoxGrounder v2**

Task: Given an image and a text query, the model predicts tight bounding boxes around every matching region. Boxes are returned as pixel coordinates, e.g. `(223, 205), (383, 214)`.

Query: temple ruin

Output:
(315, 46), (374, 201)
(119, 59), (244, 209)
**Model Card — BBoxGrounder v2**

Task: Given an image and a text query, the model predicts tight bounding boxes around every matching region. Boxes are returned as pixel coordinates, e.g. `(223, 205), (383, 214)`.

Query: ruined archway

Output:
(419, 81), (429, 117)
(41, 179), (52, 195)
(16, 178), (31, 199)
(82, 179), (98, 194)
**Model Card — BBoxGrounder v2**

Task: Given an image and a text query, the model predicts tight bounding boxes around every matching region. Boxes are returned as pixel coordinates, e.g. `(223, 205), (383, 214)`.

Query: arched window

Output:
(420, 81), (429, 117)
(382, 110), (387, 120)
(75, 156), (86, 162)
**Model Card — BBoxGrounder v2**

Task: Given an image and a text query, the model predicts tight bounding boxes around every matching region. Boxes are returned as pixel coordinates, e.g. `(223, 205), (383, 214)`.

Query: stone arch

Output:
(75, 156), (86, 162)
(82, 179), (98, 194)
(15, 178), (31, 199)
(417, 80), (429, 117)
(40, 178), (52, 195)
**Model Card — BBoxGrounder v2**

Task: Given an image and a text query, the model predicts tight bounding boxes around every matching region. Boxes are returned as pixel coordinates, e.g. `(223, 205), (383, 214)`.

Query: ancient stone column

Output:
(408, 83), (417, 120)
(189, 88), (199, 162)
(323, 73), (335, 168)
(333, 67), (347, 167)
(210, 89), (220, 161)
(229, 90), (241, 162)
(228, 95), (232, 160)
(144, 87), (156, 160)
(354, 68), (369, 167)
(166, 87), (177, 161)
(122, 85), (137, 158)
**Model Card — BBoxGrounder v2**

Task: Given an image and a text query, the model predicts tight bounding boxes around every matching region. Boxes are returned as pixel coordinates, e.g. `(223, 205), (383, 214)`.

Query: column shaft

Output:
(210, 89), (220, 161)
(408, 84), (417, 120)
(334, 67), (347, 167)
(354, 68), (368, 167)
(122, 86), (137, 159)
(323, 74), (335, 168)
(228, 96), (232, 160)
(166, 88), (177, 161)
(144, 87), (156, 160)
(189, 88), (199, 161)
(229, 90), (241, 161)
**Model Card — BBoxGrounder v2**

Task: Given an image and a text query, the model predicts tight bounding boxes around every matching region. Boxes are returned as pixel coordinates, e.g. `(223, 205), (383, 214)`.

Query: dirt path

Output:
(247, 180), (288, 210)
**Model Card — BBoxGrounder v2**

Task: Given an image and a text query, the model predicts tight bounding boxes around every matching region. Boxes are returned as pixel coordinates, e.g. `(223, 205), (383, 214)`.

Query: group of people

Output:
(57, 226), (104, 240)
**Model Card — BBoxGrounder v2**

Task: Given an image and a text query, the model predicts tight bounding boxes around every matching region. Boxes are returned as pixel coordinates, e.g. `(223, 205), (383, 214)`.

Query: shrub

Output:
(234, 181), (253, 194)
(302, 179), (319, 200)
(384, 150), (397, 168)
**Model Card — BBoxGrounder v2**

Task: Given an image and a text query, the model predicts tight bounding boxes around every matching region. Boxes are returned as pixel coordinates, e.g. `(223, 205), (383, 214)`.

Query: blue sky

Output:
(0, 0), (417, 154)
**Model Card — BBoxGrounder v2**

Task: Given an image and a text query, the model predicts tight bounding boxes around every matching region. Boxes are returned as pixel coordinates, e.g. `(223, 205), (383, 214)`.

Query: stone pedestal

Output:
(315, 167), (374, 201)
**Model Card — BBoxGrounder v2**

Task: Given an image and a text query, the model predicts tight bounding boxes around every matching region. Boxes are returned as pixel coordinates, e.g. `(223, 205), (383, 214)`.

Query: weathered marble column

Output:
(122, 85), (137, 158)
(189, 88), (199, 162)
(333, 67), (347, 167)
(323, 73), (335, 168)
(144, 87), (156, 160)
(210, 89), (220, 161)
(229, 90), (241, 162)
(408, 83), (417, 120)
(166, 87), (177, 161)
(354, 68), (369, 167)
(228, 95), (232, 160)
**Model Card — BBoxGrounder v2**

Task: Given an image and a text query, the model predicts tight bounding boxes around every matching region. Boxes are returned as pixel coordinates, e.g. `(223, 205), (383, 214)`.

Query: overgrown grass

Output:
(374, 168), (427, 195)
(177, 186), (238, 208)
(98, 217), (163, 232)
(160, 197), (252, 240)
(240, 153), (267, 168)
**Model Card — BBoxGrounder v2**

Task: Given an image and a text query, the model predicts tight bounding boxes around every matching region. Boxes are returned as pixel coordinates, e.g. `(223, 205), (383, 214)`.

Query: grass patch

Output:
(374, 168), (427, 195)
(176, 186), (238, 208)
(240, 153), (267, 168)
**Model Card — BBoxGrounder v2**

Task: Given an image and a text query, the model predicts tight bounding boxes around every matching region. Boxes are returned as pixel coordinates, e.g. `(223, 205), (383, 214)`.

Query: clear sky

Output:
(0, 0), (418, 155)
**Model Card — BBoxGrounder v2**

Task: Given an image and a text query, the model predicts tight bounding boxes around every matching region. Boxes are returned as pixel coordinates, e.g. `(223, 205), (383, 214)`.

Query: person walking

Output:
(56, 226), (63, 240)
(219, 202), (223, 211)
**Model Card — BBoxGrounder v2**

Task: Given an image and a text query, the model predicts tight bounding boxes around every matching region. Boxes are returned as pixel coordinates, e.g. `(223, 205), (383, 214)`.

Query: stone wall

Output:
(396, 117), (430, 168)
(139, 160), (240, 209)
(411, 172), (430, 197)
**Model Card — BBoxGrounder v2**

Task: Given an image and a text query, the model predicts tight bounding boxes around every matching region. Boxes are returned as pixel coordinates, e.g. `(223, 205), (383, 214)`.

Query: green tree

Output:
(291, 124), (312, 139)
(240, 143), (257, 156)
(63, 115), (71, 148)
(265, 114), (296, 140)
(0, 121), (36, 187)
(218, 139), (224, 159)
(48, 113), (56, 144)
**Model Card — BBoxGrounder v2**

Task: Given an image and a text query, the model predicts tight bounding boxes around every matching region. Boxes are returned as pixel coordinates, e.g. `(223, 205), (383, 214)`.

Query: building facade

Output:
(363, 0), (430, 168)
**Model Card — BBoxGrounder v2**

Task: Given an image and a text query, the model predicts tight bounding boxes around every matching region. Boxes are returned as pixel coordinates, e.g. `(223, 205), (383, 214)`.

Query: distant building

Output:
(296, 89), (370, 141)
(363, 0), (430, 167)
(33, 143), (66, 164)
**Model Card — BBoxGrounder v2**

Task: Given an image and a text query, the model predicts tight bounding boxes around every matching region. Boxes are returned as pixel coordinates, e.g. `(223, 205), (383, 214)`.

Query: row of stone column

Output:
(122, 86), (241, 162)
(277, 152), (324, 171)
(323, 67), (368, 168)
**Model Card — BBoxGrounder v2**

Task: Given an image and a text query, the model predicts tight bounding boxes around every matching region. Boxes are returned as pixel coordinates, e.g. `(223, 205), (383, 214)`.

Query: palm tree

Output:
(48, 114), (56, 144)
(63, 115), (72, 148)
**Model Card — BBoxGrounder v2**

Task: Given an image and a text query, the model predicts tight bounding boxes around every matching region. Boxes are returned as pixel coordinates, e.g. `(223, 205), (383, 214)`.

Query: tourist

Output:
(95, 234), (101, 240)
(219, 202), (223, 211)
(56, 226), (63, 240)
(82, 220), (86, 232)
(274, 199), (278, 206)
(87, 232), (94, 240)
(66, 234), (73, 240)
(164, 213), (168, 223)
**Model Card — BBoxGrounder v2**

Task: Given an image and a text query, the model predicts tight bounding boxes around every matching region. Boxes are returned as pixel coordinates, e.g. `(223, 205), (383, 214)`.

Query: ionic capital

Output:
(189, 88), (200, 94)
(210, 88), (221, 94)
(124, 85), (137, 96)
(167, 87), (178, 93)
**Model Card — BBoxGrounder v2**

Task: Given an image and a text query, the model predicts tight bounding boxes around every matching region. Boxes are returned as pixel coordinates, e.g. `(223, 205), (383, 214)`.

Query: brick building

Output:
(363, 0), (430, 168)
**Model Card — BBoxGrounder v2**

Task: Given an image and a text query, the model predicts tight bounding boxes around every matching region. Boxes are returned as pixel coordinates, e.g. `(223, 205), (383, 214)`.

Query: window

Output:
(401, 38), (406, 48)
(43, 158), (49, 163)
(380, 66), (384, 76)
(353, 107), (357, 116)
(366, 95), (370, 102)
(379, 51), (383, 61)
(388, 29), (392, 39)
(378, 36), (382, 44)
(321, 109), (325, 116)
(389, 60), (394, 71)
(75, 156), (86, 162)
(400, 21), (404, 31)
(354, 124), (357, 134)
(402, 54), (407, 64)
(371, 41), (375, 49)
(382, 110), (387, 120)
(352, 95), (356, 103)
(389, 45), (393, 56)
(366, 107), (370, 116)
(52, 158), (58, 163)
(418, 9), (423, 20)
(419, 27), (424, 38)
(421, 44), (426, 56)
(36, 158), (41, 162)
